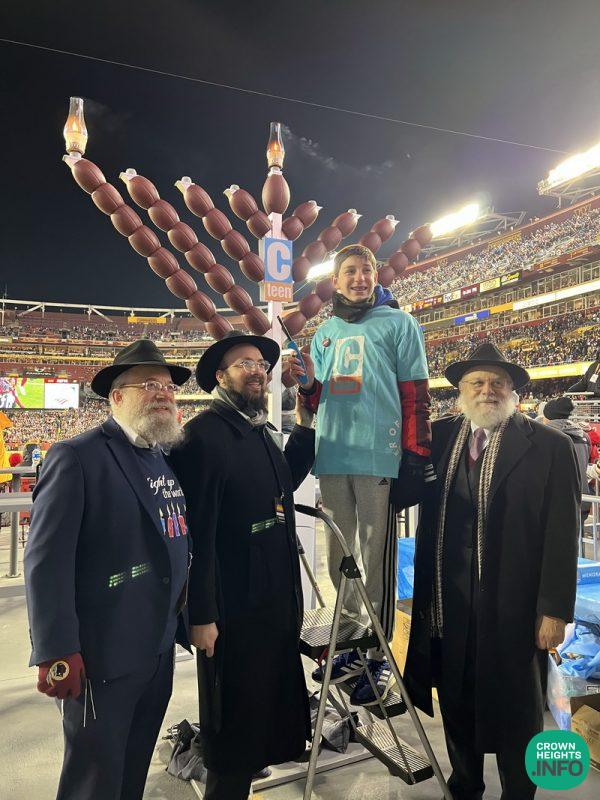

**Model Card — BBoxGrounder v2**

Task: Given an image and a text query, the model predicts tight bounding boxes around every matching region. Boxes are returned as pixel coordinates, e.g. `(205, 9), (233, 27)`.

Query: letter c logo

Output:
(267, 241), (292, 281)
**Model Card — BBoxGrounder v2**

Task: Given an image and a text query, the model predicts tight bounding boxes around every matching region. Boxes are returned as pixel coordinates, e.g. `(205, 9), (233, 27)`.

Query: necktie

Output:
(468, 427), (486, 469)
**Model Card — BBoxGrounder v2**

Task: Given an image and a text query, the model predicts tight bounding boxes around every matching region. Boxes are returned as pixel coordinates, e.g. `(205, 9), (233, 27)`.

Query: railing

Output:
(565, 391), (600, 423)
(582, 488), (600, 560)
(0, 467), (36, 578)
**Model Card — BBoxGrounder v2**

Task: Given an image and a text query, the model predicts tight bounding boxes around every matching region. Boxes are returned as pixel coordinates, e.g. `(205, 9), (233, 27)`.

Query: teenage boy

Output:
(300, 244), (432, 704)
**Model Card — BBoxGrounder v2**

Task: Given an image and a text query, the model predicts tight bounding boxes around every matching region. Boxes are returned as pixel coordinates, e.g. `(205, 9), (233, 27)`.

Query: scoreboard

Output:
(0, 377), (80, 409)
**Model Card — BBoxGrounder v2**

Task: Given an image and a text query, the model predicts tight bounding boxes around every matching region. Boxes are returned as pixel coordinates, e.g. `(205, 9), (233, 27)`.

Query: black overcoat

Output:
(404, 412), (580, 752)
(170, 401), (314, 773)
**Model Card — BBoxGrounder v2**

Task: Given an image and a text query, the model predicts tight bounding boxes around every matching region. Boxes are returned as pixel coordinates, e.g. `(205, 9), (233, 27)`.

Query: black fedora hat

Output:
(91, 339), (191, 398)
(196, 330), (280, 392)
(445, 341), (530, 390)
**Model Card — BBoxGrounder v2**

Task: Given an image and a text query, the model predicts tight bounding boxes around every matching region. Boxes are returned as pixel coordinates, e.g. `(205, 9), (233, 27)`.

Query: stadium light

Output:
(307, 255), (337, 282)
(538, 141), (600, 193)
(63, 97), (88, 158)
(429, 202), (481, 238)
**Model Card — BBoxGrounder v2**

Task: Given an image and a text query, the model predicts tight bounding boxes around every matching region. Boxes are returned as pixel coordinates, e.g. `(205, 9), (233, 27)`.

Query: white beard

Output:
(117, 396), (183, 448)
(136, 412), (184, 448)
(457, 393), (517, 430)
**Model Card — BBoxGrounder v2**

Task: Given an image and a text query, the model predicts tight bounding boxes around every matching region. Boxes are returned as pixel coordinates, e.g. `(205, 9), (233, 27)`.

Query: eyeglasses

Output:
(461, 378), (510, 391)
(118, 380), (179, 394)
(228, 359), (271, 374)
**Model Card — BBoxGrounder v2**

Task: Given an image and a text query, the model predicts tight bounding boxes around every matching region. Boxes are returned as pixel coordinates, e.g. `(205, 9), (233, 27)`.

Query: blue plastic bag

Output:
(557, 622), (600, 680)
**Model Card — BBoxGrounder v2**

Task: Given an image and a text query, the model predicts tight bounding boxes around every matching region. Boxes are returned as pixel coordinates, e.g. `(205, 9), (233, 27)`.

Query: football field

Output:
(11, 379), (45, 409)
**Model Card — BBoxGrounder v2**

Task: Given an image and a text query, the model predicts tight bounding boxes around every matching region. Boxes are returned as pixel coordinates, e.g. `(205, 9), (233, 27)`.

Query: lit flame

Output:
(63, 97), (88, 156)
(267, 122), (285, 169)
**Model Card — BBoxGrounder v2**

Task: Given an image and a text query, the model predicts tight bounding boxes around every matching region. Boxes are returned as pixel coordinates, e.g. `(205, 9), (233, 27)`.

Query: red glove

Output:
(37, 653), (86, 699)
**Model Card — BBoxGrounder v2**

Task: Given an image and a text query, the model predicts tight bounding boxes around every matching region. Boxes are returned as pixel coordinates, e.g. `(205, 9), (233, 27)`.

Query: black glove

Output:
(390, 452), (436, 510)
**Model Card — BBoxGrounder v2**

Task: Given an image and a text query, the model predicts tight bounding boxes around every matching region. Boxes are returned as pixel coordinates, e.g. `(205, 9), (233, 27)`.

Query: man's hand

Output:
(391, 452), (436, 510)
(289, 346), (315, 390)
(536, 615), (566, 650)
(37, 652), (86, 699)
(190, 623), (219, 658)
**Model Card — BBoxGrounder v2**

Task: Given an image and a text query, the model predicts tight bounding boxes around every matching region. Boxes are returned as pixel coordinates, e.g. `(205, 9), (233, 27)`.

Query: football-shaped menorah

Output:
(64, 141), (431, 341)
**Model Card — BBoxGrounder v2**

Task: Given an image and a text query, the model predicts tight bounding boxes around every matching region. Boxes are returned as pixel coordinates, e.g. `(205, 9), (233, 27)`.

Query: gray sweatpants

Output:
(319, 474), (397, 659)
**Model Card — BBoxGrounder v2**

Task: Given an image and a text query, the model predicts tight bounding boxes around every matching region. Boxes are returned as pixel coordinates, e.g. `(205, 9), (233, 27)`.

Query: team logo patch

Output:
(330, 335), (364, 395)
(47, 660), (70, 685)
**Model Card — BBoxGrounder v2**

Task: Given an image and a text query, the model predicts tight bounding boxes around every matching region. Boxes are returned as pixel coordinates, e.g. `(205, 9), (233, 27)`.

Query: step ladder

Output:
(295, 503), (452, 800)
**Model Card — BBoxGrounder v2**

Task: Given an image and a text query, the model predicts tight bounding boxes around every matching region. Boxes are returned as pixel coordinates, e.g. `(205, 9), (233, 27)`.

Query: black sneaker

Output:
(252, 767), (271, 780)
(311, 649), (364, 684)
(349, 658), (393, 706)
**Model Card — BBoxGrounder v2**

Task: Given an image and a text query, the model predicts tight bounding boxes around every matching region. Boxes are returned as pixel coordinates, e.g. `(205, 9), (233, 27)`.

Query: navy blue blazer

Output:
(24, 417), (191, 680)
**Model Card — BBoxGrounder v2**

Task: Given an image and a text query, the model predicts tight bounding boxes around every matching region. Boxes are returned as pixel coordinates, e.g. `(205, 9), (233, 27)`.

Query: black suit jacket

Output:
(25, 417), (191, 680)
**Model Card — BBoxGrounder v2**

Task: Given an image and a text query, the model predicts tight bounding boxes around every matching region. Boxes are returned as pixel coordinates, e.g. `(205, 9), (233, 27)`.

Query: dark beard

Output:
(221, 379), (268, 416)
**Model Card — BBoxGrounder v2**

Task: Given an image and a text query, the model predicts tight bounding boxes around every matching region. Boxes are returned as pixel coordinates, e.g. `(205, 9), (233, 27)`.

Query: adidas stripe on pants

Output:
(319, 474), (397, 659)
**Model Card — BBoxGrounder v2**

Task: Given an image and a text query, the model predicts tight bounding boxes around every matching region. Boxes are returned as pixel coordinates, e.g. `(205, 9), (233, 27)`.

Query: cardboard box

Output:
(392, 599), (413, 672)
(571, 693), (600, 772)
(547, 654), (600, 731)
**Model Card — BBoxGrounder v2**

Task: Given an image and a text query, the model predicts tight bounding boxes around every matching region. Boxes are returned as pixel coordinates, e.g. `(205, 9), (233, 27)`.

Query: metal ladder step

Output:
(352, 720), (434, 784)
(300, 607), (378, 659)
(337, 674), (407, 720)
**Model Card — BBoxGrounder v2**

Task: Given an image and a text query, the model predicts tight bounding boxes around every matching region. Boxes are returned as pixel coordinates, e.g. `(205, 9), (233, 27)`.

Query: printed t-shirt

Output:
(310, 305), (428, 477)
(133, 446), (189, 652)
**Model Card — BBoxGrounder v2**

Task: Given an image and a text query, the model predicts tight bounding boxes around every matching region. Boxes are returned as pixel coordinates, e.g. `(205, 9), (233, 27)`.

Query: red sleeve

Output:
(398, 378), (432, 457)
(587, 428), (599, 463)
(299, 379), (323, 414)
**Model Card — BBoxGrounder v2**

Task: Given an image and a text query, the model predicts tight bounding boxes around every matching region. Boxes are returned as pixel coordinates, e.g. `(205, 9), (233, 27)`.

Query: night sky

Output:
(1, 0), (599, 310)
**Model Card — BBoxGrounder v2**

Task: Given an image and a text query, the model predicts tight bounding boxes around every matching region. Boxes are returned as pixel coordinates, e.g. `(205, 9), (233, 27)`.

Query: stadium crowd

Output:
(393, 206), (600, 304)
(2, 399), (208, 451)
(425, 310), (600, 375)
(166, 375), (204, 395)
(0, 321), (211, 343)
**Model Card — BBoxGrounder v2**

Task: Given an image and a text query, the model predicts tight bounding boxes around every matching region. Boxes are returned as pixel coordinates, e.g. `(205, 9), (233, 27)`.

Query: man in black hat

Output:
(404, 341), (580, 800)
(170, 331), (316, 800)
(25, 339), (192, 800)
